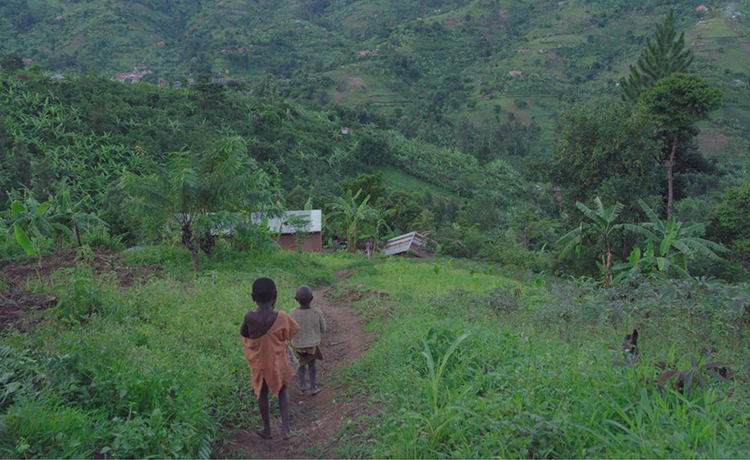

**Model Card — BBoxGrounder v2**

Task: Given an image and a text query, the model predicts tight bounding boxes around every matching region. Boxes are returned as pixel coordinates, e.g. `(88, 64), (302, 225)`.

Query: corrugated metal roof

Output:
(383, 232), (426, 256)
(251, 210), (322, 234)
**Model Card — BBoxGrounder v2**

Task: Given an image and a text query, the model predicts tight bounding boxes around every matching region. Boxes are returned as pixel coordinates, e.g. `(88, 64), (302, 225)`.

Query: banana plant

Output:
(1, 191), (72, 259)
(326, 190), (379, 253)
(615, 199), (728, 281)
(557, 197), (624, 288)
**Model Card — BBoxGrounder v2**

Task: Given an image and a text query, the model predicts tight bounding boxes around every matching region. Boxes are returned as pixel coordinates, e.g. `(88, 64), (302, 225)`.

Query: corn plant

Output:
(401, 333), (470, 455)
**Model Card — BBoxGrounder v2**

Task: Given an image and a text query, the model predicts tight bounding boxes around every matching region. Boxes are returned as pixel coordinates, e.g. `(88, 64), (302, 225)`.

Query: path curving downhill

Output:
(224, 279), (372, 459)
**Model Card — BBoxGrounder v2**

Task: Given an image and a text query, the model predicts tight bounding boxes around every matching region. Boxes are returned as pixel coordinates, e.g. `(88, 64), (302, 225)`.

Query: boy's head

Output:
(295, 285), (313, 307)
(252, 277), (277, 304)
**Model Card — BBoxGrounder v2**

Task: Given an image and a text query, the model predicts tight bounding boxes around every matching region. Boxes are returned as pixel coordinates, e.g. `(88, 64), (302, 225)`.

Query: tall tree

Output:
(620, 9), (694, 102)
(638, 73), (722, 219)
(551, 102), (661, 222)
(121, 137), (273, 270)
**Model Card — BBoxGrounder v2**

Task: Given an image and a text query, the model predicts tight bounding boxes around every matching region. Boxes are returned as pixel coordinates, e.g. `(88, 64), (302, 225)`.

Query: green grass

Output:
(332, 256), (750, 458)
(0, 246), (356, 458)
(2, 248), (750, 458)
(380, 166), (462, 201)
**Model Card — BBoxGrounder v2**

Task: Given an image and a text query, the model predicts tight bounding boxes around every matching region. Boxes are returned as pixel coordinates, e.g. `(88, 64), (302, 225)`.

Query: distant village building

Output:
(252, 210), (323, 252)
(55, 15), (65, 21)
(340, 126), (352, 135)
(21, 58), (33, 66)
(114, 67), (152, 83)
(49, 74), (66, 83)
(696, 5), (708, 12)
(509, 70), (523, 77)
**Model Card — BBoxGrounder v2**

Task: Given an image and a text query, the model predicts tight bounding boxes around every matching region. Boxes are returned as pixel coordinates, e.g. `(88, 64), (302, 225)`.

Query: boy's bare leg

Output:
(309, 361), (320, 395)
(297, 365), (307, 391)
(279, 385), (295, 439)
(257, 381), (272, 439)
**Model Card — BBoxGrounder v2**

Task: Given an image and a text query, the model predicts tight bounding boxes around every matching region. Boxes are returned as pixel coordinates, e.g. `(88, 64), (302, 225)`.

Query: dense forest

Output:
(1, 0), (750, 458)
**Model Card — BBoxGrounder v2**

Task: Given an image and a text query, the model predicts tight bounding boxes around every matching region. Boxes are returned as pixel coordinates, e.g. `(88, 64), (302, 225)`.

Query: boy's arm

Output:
(319, 310), (327, 334)
(240, 314), (251, 338)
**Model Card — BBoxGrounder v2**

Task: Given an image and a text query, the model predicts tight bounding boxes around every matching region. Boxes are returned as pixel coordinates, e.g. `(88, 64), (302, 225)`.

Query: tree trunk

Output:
(667, 130), (679, 220)
(189, 246), (200, 271)
(604, 238), (612, 288)
(199, 233), (217, 259)
(348, 221), (357, 253)
(181, 223), (200, 271)
(74, 224), (82, 247)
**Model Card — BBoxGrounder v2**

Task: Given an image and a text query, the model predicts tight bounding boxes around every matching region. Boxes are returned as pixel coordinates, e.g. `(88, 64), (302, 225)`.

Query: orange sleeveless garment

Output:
(242, 311), (301, 398)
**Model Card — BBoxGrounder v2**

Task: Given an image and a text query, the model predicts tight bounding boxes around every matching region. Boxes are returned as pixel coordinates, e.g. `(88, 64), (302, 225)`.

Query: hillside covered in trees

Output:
(2, 2), (750, 458)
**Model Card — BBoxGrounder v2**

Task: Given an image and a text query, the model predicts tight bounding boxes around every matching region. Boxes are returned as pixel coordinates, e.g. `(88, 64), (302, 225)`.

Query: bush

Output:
(81, 225), (125, 251)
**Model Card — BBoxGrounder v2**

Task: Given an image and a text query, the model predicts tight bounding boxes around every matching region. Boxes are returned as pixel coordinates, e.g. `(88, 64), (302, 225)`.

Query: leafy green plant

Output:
(121, 136), (274, 270)
(657, 354), (730, 395)
(558, 197), (624, 287)
(326, 190), (378, 253)
(402, 332), (470, 455)
(616, 199), (728, 280)
(54, 264), (105, 324)
(1, 192), (72, 259)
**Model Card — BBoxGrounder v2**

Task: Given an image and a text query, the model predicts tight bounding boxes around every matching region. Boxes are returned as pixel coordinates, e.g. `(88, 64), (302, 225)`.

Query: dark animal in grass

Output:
(621, 329), (640, 362)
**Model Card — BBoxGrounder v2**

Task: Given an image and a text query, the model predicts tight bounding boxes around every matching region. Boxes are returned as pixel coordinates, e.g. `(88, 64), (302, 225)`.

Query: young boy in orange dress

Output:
(289, 285), (327, 395)
(240, 277), (300, 440)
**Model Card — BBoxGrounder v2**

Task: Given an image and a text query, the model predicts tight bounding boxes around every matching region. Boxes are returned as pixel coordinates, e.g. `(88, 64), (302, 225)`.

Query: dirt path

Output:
(224, 282), (373, 459)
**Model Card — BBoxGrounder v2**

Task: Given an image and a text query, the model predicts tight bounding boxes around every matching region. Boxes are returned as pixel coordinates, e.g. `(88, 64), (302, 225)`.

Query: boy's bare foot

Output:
(310, 387), (321, 395)
(282, 430), (296, 440)
(256, 429), (272, 440)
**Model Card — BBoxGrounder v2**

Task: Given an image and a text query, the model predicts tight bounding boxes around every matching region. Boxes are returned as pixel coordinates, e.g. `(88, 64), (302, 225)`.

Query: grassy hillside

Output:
(1, 247), (748, 457)
(3, 0), (750, 156)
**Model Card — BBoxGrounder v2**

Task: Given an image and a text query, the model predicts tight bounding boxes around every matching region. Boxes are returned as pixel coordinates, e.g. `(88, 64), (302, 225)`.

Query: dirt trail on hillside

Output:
(223, 276), (374, 459)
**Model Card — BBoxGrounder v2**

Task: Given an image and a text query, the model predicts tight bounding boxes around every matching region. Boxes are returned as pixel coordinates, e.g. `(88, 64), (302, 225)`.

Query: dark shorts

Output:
(293, 346), (323, 366)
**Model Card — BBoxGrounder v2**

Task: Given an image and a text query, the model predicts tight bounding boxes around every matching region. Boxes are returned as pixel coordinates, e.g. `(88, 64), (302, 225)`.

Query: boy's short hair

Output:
(252, 277), (277, 302)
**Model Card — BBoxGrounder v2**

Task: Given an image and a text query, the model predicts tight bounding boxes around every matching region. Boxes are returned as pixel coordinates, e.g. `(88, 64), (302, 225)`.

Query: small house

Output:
(383, 232), (431, 258)
(696, 5), (708, 12)
(340, 126), (352, 135)
(252, 210), (323, 252)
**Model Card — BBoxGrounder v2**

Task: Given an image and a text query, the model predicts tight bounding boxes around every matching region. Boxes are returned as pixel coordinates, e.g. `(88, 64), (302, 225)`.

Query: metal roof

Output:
(383, 232), (427, 256)
(252, 210), (322, 234)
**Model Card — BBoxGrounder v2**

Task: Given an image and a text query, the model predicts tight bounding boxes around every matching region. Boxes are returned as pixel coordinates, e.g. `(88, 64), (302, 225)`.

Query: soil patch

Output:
(698, 131), (730, 156)
(444, 16), (465, 28)
(332, 76), (370, 103)
(0, 249), (160, 331)
(223, 275), (375, 458)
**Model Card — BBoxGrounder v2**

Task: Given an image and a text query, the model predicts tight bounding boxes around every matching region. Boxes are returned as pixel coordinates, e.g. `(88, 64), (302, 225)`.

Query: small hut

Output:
(383, 232), (431, 258)
(253, 210), (323, 252)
